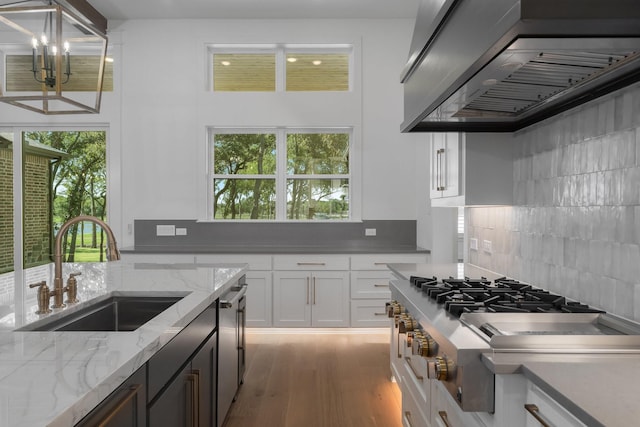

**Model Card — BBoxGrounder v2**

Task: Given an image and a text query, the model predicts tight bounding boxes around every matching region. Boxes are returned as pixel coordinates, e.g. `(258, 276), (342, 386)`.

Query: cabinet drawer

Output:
(524, 383), (586, 427)
(350, 271), (392, 299)
(433, 382), (485, 427)
(147, 304), (216, 401)
(195, 254), (272, 270)
(350, 300), (389, 327)
(350, 254), (428, 270)
(273, 255), (349, 270)
(401, 374), (430, 427)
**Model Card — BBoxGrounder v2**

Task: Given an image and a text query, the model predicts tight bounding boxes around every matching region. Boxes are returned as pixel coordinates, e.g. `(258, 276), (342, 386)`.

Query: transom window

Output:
(210, 44), (352, 92)
(209, 128), (351, 221)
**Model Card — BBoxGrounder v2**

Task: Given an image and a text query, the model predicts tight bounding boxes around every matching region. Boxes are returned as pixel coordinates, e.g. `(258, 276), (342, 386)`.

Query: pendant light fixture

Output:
(0, 0), (108, 114)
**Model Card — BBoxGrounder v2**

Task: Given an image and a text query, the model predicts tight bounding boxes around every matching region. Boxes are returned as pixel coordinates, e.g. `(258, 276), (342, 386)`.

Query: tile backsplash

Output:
(467, 81), (640, 321)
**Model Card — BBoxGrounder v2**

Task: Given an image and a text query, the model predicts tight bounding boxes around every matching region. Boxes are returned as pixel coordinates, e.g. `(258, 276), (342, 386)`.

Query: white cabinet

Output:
(351, 254), (428, 327)
(524, 383), (586, 427)
(429, 132), (513, 207)
(273, 270), (349, 327)
(195, 254), (273, 327)
(273, 255), (349, 327)
(430, 132), (461, 199)
(120, 253), (196, 263)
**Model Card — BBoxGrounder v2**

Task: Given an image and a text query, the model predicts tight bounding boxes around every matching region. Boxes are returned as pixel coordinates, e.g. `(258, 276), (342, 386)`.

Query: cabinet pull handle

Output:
(373, 262), (387, 265)
(404, 357), (424, 381)
(438, 411), (452, 427)
(297, 262), (326, 266)
(306, 277), (310, 305)
(374, 312), (387, 316)
(313, 276), (316, 305)
(404, 411), (414, 427)
(96, 384), (141, 427)
(374, 283), (389, 287)
(187, 371), (200, 427)
(524, 404), (550, 427)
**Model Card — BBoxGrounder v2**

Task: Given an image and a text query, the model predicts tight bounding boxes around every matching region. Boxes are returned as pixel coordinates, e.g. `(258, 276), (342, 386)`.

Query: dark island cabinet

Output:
(148, 330), (218, 427)
(75, 365), (147, 427)
(74, 301), (219, 427)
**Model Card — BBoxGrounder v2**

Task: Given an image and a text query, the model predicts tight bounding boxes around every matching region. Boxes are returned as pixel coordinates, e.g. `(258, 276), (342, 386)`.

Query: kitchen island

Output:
(388, 263), (640, 427)
(0, 261), (247, 427)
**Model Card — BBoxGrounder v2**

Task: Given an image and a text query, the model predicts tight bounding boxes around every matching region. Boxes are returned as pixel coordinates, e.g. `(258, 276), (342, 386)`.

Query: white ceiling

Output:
(85, 0), (420, 20)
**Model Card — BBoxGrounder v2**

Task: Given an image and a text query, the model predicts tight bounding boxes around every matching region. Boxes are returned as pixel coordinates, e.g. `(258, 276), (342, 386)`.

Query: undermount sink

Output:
(19, 295), (187, 332)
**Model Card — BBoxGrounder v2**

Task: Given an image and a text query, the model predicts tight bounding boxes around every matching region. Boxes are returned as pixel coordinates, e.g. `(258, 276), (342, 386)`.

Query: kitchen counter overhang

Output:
(0, 261), (247, 427)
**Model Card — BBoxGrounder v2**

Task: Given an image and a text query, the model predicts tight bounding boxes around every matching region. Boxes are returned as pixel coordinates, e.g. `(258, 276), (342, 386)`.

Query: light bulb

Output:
(32, 38), (38, 49)
(40, 34), (48, 46)
(64, 41), (70, 53)
(52, 46), (57, 54)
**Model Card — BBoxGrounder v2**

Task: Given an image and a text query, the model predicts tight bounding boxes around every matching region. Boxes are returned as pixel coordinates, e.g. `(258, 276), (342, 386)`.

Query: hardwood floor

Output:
(222, 329), (402, 427)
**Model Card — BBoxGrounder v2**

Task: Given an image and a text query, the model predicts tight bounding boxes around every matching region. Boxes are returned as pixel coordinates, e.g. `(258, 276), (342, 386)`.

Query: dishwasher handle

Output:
(220, 285), (247, 308)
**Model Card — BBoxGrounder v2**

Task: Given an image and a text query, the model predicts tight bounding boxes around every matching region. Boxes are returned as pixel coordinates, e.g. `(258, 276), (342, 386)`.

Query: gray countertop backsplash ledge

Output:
(131, 219), (425, 253)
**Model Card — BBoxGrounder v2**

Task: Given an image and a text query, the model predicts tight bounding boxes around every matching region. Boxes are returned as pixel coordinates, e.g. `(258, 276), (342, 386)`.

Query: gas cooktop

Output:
(409, 275), (604, 318)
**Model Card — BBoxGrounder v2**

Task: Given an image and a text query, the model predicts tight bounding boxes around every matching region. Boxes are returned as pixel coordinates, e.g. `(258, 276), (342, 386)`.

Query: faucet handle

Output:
(29, 281), (52, 314)
(65, 272), (82, 304)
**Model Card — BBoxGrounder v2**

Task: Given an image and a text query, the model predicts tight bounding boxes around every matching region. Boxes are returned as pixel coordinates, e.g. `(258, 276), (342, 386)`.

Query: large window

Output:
(210, 128), (350, 221)
(210, 45), (352, 92)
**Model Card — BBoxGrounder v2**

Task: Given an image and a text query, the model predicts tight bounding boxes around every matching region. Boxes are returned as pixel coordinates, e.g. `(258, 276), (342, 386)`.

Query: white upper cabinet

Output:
(430, 132), (513, 207)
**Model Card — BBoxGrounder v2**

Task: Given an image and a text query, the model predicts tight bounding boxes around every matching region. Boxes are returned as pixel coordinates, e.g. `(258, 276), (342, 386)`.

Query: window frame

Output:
(208, 127), (353, 222)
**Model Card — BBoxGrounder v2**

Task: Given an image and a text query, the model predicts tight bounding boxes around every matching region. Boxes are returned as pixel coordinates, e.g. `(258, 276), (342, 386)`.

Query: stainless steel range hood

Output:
(401, 0), (640, 132)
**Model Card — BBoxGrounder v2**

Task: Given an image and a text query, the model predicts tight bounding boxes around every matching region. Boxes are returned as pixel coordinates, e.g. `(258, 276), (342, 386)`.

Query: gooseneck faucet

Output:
(51, 215), (121, 309)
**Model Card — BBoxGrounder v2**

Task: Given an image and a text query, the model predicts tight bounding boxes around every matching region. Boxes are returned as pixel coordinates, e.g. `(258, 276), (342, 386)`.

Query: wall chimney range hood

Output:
(401, 0), (640, 132)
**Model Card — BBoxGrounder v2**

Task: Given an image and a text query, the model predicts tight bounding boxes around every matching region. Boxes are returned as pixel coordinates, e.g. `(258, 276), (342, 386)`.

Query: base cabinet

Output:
(273, 271), (349, 327)
(75, 366), (147, 427)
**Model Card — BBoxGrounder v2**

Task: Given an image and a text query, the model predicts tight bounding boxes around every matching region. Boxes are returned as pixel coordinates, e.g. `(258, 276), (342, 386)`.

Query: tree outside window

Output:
(211, 129), (350, 221)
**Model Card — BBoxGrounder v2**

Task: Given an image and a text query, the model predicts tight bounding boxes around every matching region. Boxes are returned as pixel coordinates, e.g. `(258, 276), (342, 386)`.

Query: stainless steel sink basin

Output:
(20, 295), (186, 332)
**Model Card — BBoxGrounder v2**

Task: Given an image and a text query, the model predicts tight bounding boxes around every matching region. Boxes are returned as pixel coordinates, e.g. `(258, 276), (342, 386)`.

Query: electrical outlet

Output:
(365, 228), (377, 236)
(156, 225), (176, 236)
(176, 227), (187, 236)
(482, 240), (492, 253)
(469, 238), (478, 251)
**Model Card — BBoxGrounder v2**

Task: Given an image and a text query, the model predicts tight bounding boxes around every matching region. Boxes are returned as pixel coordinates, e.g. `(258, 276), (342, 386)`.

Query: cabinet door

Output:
(245, 271), (272, 327)
(311, 271), (350, 327)
(192, 332), (217, 427)
(273, 271), (312, 327)
(75, 366), (146, 427)
(148, 363), (197, 427)
(430, 132), (460, 199)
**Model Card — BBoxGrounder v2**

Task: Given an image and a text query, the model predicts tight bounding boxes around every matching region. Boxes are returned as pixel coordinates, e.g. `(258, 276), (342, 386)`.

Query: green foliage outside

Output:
(213, 132), (349, 220)
(24, 131), (107, 263)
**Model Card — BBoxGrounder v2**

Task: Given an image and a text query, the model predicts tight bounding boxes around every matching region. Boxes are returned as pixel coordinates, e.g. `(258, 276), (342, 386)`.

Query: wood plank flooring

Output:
(222, 329), (402, 427)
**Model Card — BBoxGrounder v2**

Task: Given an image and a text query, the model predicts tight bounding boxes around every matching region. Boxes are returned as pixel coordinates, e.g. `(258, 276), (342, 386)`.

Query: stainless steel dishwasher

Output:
(218, 276), (246, 427)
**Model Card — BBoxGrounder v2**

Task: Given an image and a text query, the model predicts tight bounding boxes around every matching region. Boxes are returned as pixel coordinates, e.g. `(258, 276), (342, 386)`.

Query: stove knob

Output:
(415, 334), (436, 357)
(406, 331), (414, 347)
(428, 356), (452, 381)
(387, 302), (404, 318)
(398, 316), (416, 333)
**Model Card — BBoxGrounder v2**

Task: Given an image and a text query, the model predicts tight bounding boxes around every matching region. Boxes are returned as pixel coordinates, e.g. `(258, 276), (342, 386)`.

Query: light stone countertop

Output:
(388, 262), (640, 427)
(0, 261), (248, 427)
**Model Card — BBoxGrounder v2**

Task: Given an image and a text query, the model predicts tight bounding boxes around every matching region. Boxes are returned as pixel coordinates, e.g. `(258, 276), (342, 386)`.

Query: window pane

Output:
(287, 179), (349, 220)
(23, 131), (107, 265)
(286, 53), (349, 91)
(214, 133), (276, 175)
(287, 133), (349, 175)
(213, 53), (275, 91)
(0, 132), (13, 275)
(214, 179), (276, 219)
(6, 55), (114, 92)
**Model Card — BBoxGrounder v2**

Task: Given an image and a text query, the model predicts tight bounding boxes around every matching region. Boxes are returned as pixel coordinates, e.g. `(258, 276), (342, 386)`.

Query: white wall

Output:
(1, 18), (428, 248)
